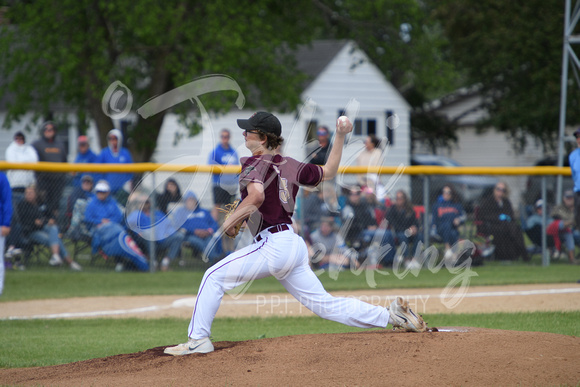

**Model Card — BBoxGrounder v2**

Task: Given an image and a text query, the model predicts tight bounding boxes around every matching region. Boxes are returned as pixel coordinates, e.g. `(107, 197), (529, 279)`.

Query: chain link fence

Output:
(2, 162), (572, 272)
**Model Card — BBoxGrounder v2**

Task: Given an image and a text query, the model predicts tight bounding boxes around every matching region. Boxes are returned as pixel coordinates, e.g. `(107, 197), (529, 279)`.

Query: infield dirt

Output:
(1, 283), (579, 386)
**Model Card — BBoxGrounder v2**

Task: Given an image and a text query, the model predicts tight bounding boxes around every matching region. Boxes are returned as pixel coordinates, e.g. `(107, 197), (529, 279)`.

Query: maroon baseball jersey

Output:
(239, 154), (323, 235)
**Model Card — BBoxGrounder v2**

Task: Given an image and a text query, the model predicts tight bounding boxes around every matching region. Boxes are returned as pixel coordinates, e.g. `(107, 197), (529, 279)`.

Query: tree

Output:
(1, 0), (463, 161)
(433, 0), (580, 152)
(0, 0), (319, 161)
(310, 0), (465, 151)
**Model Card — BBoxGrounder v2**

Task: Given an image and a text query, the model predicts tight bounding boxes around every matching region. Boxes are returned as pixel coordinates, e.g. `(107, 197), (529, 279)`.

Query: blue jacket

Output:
(431, 200), (465, 229)
(96, 147), (133, 193)
(84, 196), (124, 230)
(73, 149), (98, 187)
(208, 144), (239, 187)
(173, 206), (219, 234)
(126, 209), (177, 241)
(0, 173), (12, 227)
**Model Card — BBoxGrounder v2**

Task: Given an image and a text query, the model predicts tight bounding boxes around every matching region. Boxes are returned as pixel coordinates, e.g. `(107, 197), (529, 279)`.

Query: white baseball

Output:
(338, 116), (349, 128)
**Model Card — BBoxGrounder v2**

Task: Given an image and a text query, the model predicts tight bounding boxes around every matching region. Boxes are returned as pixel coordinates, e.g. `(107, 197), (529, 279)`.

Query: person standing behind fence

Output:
(208, 129), (239, 253)
(309, 126), (332, 165)
(0, 172), (12, 296)
(5, 131), (38, 204)
(96, 129), (133, 206)
(31, 122), (67, 219)
(569, 128), (580, 229)
(72, 135), (97, 188)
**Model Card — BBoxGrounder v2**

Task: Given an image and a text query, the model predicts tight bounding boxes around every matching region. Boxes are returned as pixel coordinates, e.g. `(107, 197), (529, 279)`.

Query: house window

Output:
(339, 111), (378, 137)
(351, 118), (378, 137)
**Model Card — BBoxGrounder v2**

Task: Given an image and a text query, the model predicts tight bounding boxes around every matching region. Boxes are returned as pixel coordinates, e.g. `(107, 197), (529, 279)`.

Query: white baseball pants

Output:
(188, 227), (390, 339)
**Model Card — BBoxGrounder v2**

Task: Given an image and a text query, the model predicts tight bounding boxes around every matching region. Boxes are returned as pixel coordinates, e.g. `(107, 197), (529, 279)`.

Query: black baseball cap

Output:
(574, 127), (580, 138)
(237, 111), (281, 137)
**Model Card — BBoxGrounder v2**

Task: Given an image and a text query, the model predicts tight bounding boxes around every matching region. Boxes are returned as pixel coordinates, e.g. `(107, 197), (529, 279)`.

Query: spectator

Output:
(309, 126), (331, 165)
(548, 190), (579, 264)
(126, 199), (185, 271)
(157, 178), (182, 214)
(65, 175), (95, 229)
(431, 185), (466, 261)
(341, 189), (377, 248)
(478, 181), (530, 262)
(17, 185), (81, 271)
(524, 199), (554, 254)
(356, 134), (382, 188)
(208, 128), (239, 209)
(173, 191), (223, 263)
(72, 135), (97, 188)
(96, 129), (133, 205)
(303, 187), (341, 237)
(381, 190), (422, 264)
(31, 121), (68, 219)
(569, 127), (580, 227)
(0, 172), (12, 296)
(307, 217), (352, 270)
(5, 131), (38, 204)
(84, 180), (149, 272)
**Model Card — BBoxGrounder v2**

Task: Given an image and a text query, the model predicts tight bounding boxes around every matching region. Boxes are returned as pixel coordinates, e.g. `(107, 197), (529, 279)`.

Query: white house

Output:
(151, 39), (412, 205)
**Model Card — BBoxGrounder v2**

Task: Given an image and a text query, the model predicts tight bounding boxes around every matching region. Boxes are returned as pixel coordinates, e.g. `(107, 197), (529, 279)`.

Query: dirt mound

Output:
(2, 328), (579, 386)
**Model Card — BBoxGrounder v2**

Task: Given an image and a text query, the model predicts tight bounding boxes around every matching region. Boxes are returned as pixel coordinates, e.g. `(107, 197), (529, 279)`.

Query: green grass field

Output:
(2, 260), (579, 301)
(1, 262), (579, 368)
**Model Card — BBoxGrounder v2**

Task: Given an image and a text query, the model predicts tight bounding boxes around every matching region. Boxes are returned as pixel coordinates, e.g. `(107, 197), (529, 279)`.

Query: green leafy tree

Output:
(0, 0), (318, 161)
(433, 0), (580, 152)
(311, 0), (465, 151)
(1, 0), (463, 161)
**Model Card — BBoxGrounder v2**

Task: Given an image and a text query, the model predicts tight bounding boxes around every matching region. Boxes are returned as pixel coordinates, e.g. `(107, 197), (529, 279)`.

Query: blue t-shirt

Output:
(73, 149), (98, 187)
(570, 148), (580, 193)
(96, 147), (133, 193)
(208, 144), (239, 187)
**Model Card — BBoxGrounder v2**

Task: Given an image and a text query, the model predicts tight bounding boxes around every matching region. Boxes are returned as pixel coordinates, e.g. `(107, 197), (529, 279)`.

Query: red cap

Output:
(78, 135), (88, 143)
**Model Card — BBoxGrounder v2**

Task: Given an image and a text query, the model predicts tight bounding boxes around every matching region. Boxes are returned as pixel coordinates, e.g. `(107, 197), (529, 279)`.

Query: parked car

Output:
(521, 156), (574, 206)
(410, 154), (498, 213)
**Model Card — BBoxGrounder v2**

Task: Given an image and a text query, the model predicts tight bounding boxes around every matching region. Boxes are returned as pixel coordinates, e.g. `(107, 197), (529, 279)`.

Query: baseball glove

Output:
(220, 199), (244, 238)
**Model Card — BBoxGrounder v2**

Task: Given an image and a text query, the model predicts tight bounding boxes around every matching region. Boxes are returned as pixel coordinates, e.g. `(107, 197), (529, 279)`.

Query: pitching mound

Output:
(2, 327), (579, 386)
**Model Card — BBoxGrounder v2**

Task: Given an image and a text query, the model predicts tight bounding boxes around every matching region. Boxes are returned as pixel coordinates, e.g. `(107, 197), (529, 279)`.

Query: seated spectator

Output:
(307, 218), (353, 270)
(524, 199), (554, 253)
(72, 135), (97, 188)
(157, 178), (182, 214)
(96, 129), (133, 205)
(65, 174), (95, 229)
(173, 191), (223, 263)
(431, 185), (466, 261)
(548, 190), (579, 264)
(17, 185), (81, 271)
(84, 180), (149, 272)
(126, 199), (185, 271)
(478, 181), (529, 262)
(303, 187), (341, 237)
(381, 190), (422, 265)
(341, 189), (377, 248)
